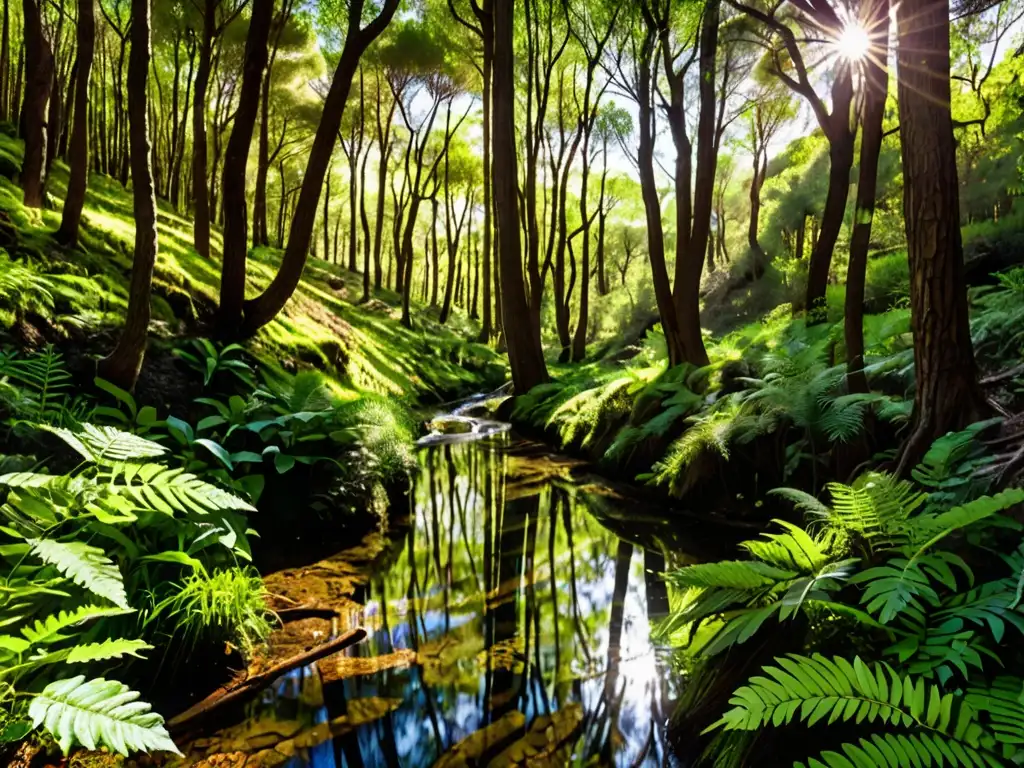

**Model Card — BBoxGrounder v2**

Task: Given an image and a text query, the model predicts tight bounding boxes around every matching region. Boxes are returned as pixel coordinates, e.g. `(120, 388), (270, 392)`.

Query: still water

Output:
(186, 431), (688, 767)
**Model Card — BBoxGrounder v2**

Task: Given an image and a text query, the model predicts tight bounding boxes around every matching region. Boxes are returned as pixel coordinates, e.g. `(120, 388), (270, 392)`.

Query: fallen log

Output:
(168, 627), (367, 735)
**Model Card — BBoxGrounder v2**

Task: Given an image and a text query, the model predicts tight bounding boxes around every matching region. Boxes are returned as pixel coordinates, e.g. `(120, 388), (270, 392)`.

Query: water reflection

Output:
(331, 434), (678, 767)
(198, 433), (682, 768)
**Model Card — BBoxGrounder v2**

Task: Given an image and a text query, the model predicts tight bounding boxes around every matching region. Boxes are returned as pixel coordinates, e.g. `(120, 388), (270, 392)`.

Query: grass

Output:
(0, 134), (502, 402)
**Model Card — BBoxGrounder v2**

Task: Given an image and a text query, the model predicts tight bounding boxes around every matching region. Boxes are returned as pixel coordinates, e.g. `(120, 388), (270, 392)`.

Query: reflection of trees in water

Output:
(333, 439), (673, 766)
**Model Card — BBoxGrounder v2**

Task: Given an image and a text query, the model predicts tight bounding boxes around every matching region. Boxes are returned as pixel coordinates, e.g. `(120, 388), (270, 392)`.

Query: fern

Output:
(44, 424), (168, 463)
(28, 676), (180, 755)
(20, 606), (132, 645)
(108, 463), (256, 516)
(28, 539), (129, 609)
(795, 732), (993, 768)
(710, 654), (990, 750)
(64, 638), (152, 664)
(0, 346), (73, 424)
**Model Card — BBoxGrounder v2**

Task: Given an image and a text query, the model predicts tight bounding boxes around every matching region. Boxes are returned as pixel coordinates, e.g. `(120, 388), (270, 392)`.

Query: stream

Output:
(180, 414), (731, 768)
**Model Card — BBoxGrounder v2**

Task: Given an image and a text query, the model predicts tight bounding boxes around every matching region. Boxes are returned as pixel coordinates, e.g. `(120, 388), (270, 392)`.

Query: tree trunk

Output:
(241, 0), (399, 336)
(895, 0), (987, 472)
(748, 147), (767, 277)
(55, 0), (94, 244)
(478, 33), (493, 344)
(20, 0), (52, 208)
(637, 26), (686, 367)
(493, 0), (547, 391)
(360, 139), (371, 301)
(12, 40), (21, 129)
(0, 0), (9, 122)
(98, 0), (157, 390)
(430, 199), (440, 307)
(804, 130), (853, 317)
(845, 0), (888, 395)
(171, 38), (195, 211)
(192, 0), (216, 259)
(218, 0), (273, 335)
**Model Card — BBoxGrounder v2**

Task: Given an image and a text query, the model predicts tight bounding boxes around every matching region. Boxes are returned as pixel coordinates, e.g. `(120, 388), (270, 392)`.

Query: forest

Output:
(2, 0), (1024, 763)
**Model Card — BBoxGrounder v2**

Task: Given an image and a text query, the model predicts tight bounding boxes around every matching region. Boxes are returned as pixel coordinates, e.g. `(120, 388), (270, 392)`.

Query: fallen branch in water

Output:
(168, 627), (367, 735)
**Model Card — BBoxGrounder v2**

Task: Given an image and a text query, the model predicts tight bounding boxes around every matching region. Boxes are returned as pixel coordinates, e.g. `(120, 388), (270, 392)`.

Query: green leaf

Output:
(28, 676), (181, 755)
(41, 424), (167, 463)
(140, 551), (206, 573)
(93, 378), (137, 418)
(274, 453), (296, 474)
(65, 639), (152, 663)
(110, 464), (256, 516)
(28, 539), (129, 608)
(195, 439), (233, 470)
(21, 605), (133, 645)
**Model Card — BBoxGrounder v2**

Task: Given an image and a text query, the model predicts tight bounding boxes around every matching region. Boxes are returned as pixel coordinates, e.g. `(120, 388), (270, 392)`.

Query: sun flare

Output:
(835, 21), (871, 62)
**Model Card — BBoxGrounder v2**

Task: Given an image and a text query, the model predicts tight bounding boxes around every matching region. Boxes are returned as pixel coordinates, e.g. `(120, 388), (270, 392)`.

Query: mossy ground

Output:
(0, 133), (502, 403)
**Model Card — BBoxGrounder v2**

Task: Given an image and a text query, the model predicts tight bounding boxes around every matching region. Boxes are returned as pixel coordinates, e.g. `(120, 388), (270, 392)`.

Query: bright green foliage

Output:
(44, 423), (169, 464)
(28, 539), (130, 609)
(147, 567), (274, 660)
(0, 346), (80, 425)
(20, 606), (132, 645)
(28, 676), (179, 756)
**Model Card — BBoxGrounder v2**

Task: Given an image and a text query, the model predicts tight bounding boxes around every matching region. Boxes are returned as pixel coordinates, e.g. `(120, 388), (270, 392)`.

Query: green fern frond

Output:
(710, 654), (986, 748)
(912, 419), (1001, 490)
(770, 487), (831, 518)
(64, 639), (152, 664)
(966, 677), (1024, 753)
(795, 732), (992, 768)
(666, 560), (798, 590)
(43, 424), (168, 464)
(0, 346), (71, 423)
(108, 463), (256, 516)
(741, 520), (832, 571)
(28, 539), (129, 609)
(853, 552), (972, 624)
(28, 676), (180, 755)
(20, 606), (133, 645)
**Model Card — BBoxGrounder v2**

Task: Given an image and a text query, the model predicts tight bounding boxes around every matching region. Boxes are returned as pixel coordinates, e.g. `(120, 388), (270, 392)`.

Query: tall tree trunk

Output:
(323, 167), (331, 264)
(845, 0), (888, 395)
(895, 0), (987, 472)
(636, 25), (687, 367)
(99, 0), (156, 390)
(241, 0), (399, 336)
(218, 0), (273, 335)
(171, 38), (195, 211)
(372, 71), (393, 291)
(360, 139), (371, 300)
(0, 0), (9, 122)
(56, 0), (94, 245)
(20, 0), (52, 208)
(748, 146), (767, 277)
(478, 31), (493, 343)
(493, 0), (547, 392)
(192, 0), (216, 259)
(430, 199), (440, 307)
(804, 139), (853, 316)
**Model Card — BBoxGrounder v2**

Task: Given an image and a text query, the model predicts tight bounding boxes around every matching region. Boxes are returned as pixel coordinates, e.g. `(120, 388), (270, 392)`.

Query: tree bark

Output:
(192, 0), (216, 259)
(98, 0), (157, 390)
(895, 0), (987, 472)
(20, 0), (52, 208)
(0, 0), (9, 122)
(636, 22), (686, 368)
(493, 0), (547, 392)
(844, 0), (888, 395)
(241, 0), (399, 336)
(218, 0), (273, 335)
(55, 0), (94, 245)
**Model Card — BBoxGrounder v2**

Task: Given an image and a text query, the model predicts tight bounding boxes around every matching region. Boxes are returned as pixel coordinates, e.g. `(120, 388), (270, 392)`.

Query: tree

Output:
(56, 0), (96, 244)
(218, 0), (274, 334)
(493, 0), (548, 391)
(98, 0), (158, 389)
(729, 0), (855, 317)
(743, 82), (792, 278)
(894, 0), (987, 471)
(20, 0), (54, 208)
(844, 0), (888, 394)
(240, 0), (399, 336)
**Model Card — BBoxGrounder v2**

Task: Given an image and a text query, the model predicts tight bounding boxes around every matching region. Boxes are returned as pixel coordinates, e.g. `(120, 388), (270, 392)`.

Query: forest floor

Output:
(0, 132), (503, 407)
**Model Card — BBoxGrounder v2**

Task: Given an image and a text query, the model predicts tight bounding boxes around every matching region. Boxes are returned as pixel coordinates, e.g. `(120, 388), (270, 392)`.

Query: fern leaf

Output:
(28, 676), (180, 755)
(666, 560), (798, 589)
(42, 424), (167, 463)
(21, 605), (133, 645)
(110, 464), (256, 515)
(0, 472), (63, 489)
(796, 732), (991, 768)
(709, 654), (984, 747)
(65, 639), (152, 663)
(966, 677), (1024, 750)
(770, 487), (831, 518)
(28, 539), (129, 609)
(741, 520), (831, 571)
